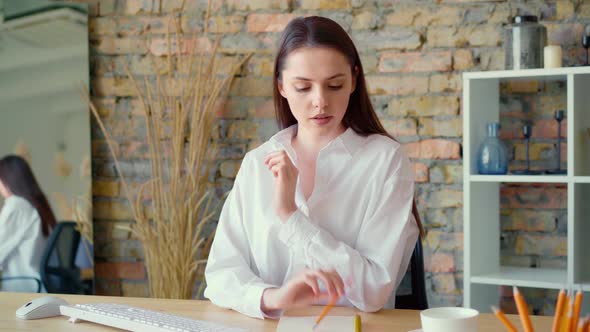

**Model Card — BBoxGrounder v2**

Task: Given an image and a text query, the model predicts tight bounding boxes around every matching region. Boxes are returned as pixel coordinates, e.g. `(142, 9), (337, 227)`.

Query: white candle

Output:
(544, 45), (562, 68)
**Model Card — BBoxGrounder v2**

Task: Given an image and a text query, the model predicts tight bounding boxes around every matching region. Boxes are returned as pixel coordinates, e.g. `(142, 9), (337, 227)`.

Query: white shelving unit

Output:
(463, 67), (590, 313)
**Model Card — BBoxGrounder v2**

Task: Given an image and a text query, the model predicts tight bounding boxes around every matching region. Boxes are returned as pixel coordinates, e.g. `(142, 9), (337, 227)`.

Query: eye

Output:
(295, 86), (310, 92)
(328, 85), (343, 90)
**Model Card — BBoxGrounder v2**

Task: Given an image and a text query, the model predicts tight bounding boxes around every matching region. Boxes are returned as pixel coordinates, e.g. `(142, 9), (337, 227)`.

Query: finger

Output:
(303, 275), (320, 296)
(326, 269), (345, 296)
(311, 270), (337, 299)
(265, 151), (287, 163)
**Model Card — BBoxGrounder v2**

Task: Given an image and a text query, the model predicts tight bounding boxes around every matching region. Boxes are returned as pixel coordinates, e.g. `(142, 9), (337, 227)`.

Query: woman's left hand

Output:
(264, 150), (298, 222)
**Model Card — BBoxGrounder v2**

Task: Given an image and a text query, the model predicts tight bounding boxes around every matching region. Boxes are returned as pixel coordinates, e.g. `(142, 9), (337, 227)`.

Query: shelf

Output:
(463, 67), (590, 80)
(470, 267), (567, 289)
(469, 175), (568, 183)
(574, 176), (590, 183)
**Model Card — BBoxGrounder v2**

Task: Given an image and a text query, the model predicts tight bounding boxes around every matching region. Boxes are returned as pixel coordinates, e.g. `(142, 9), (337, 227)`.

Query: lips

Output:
(311, 114), (331, 119)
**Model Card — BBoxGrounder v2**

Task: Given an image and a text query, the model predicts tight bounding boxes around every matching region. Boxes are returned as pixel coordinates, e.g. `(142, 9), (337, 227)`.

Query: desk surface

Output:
(2, 292), (553, 331)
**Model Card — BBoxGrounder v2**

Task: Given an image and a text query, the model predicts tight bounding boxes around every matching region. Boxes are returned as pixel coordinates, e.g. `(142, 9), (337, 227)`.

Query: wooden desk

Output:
(1, 292), (553, 331)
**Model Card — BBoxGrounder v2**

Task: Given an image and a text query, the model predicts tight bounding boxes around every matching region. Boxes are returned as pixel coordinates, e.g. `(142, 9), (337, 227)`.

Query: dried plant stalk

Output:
(82, 10), (251, 298)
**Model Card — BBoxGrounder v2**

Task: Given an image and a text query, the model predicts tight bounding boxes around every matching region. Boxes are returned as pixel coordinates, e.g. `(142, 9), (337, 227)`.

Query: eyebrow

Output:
(293, 73), (346, 81)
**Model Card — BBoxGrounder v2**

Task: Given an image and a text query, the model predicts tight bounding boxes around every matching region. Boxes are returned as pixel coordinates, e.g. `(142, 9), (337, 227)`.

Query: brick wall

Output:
(85, 0), (589, 307)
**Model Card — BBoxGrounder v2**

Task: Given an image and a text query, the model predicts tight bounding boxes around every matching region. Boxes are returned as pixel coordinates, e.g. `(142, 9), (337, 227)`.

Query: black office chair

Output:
(0, 276), (42, 293)
(395, 239), (428, 310)
(40, 222), (90, 294)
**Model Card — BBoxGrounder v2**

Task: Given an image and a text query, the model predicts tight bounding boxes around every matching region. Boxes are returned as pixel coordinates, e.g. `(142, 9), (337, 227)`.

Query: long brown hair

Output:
(0, 155), (57, 237)
(273, 16), (424, 237)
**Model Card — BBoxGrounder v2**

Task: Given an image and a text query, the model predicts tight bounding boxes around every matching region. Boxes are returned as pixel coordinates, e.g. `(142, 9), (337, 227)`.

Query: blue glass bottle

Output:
(477, 122), (508, 175)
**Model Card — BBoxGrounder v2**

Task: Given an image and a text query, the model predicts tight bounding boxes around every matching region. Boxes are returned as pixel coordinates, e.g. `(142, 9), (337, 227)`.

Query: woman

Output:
(0, 155), (56, 291)
(204, 16), (423, 319)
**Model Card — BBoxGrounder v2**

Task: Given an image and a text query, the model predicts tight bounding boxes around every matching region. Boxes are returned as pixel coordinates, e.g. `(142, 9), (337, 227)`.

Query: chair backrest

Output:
(40, 222), (86, 294)
(395, 238), (428, 310)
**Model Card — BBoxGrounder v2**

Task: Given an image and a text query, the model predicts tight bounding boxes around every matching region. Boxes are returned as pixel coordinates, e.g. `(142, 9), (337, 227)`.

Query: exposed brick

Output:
(546, 23), (585, 47)
(91, 37), (148, 55)
(514, 142), (566, 162)
(121, 281), (149, 297)
(413, 163), (429, 183)
(453, 49), (475, 70)
(500, 186), (567, 209)
(426, 252), (456, 273)
(353, 29), (422, 52)
(208, 15), (245, 34)
(429, 74), (462, 93)
(501, 210), (561, 232)
(404, 139), (461, 160)
(149, 37), (212, 56)
(381, 119), (418, 137)
(385, 6), (464, 26)
(227, 121), (259, 140)
(352, 10), (379, 30)
(226, 0), (291, 10)
(95, 262), (146, 280)
(93, 180), (120, 197)
(94, 221), (133, 241)
(515, 234), (567, 257)
(92, 77), (136, 97)
(231, 78), (273, 97)
(504, 81), (540, 94)
(427, 26), (502, 48)
(423, 208), (463, 229)
(429, 164), (463, 184)
(247, 14), (296, 32)
(422, 189), (463, 208)
(476, 48), (505, 71)
(580, 4), (590, 19)
(365, 76), (429, 96)
(463, 4), (512, 24)
(425, 230), (463, 251)
(500, 119), (567, 139)
(379, 51), (452, 73)
(388, 96), (460, 117)
(556, 1), (574, 20)
(93, 200), (136, 220)
(219, 160), (241, 179)
(300, 0), (351, 9)
(95, 278), (122, 296)
(419, 118), (463, 137)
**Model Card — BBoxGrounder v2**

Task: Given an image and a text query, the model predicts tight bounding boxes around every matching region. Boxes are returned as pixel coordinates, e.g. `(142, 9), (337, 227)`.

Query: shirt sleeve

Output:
(0, 199), (36, 265)
(204, 155), (279, 319)
(277, 150), (419, 312)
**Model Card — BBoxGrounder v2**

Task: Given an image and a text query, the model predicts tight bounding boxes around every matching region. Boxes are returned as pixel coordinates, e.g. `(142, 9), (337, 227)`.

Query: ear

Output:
(278, 79), (287, 98)
(350, 66), (359, 94)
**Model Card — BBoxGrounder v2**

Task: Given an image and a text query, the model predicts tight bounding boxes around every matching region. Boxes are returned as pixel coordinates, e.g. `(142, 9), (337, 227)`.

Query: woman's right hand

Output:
(261, 268), (345, 312)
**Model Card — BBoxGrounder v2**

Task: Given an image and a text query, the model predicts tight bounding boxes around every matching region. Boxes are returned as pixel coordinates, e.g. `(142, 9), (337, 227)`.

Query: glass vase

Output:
(477, 122), (508, 175)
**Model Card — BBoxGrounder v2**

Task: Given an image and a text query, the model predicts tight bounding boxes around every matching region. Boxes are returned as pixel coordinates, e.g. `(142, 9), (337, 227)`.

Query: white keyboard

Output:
(60, 303), (249, 332)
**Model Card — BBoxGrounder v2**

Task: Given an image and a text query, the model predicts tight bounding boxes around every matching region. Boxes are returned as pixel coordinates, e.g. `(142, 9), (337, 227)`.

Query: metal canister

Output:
(505, 15), (547, 70)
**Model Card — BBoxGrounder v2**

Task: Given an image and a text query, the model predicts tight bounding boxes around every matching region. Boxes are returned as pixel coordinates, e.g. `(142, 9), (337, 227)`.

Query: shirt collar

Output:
(269, 124), (366, 157)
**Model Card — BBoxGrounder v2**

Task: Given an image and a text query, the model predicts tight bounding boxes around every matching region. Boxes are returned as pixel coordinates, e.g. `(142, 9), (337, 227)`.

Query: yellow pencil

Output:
(492, 306), (518, 332)
(513, 286), (534, 332)
(354, 314), (362, 332)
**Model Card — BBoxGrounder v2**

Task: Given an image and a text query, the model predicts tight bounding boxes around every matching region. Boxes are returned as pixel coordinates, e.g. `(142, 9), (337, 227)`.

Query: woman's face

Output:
(278, 47), (357, 138)
(0, 179), (9, 198)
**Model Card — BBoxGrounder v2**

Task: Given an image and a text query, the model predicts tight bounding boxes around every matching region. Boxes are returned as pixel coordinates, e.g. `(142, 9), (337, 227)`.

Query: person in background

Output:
(0, 155), (56, 291)
(204, 16), (423, 319)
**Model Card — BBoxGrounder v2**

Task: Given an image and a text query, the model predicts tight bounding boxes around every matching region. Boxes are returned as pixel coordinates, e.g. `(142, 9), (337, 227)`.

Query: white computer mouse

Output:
(15, 296), (69, 320)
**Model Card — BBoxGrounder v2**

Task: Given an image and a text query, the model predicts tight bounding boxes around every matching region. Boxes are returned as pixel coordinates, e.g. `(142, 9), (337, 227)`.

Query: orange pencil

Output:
(561, 291), (573, 332)
(583, 315), (589, 332)
(312, 298), (336, 330)
(492, 305), (518, 332)
(573, 289), (584, 331)
(564, 297), (574, 332)
(513, 286), (534, 332)
(553, 289), (566, 332)
(578, 317), (589, 332)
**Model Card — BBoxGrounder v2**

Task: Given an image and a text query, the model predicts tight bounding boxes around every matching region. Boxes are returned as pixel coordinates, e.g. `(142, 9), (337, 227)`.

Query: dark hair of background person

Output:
(0, 155), (57, 237)
(272, 16), (424, 237)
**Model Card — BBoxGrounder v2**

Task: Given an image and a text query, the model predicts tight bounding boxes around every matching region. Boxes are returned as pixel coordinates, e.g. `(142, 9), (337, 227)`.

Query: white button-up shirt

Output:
(0, 195), (46, 291)
(204, 125), (419, 319)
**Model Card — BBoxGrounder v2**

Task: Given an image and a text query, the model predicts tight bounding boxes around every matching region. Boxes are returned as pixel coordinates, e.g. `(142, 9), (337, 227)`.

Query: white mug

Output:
(420, 307), (479, 332)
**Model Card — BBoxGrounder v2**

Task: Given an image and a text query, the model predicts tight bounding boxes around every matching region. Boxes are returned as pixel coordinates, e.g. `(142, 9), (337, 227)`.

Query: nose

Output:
(312, 88), (328, 110)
